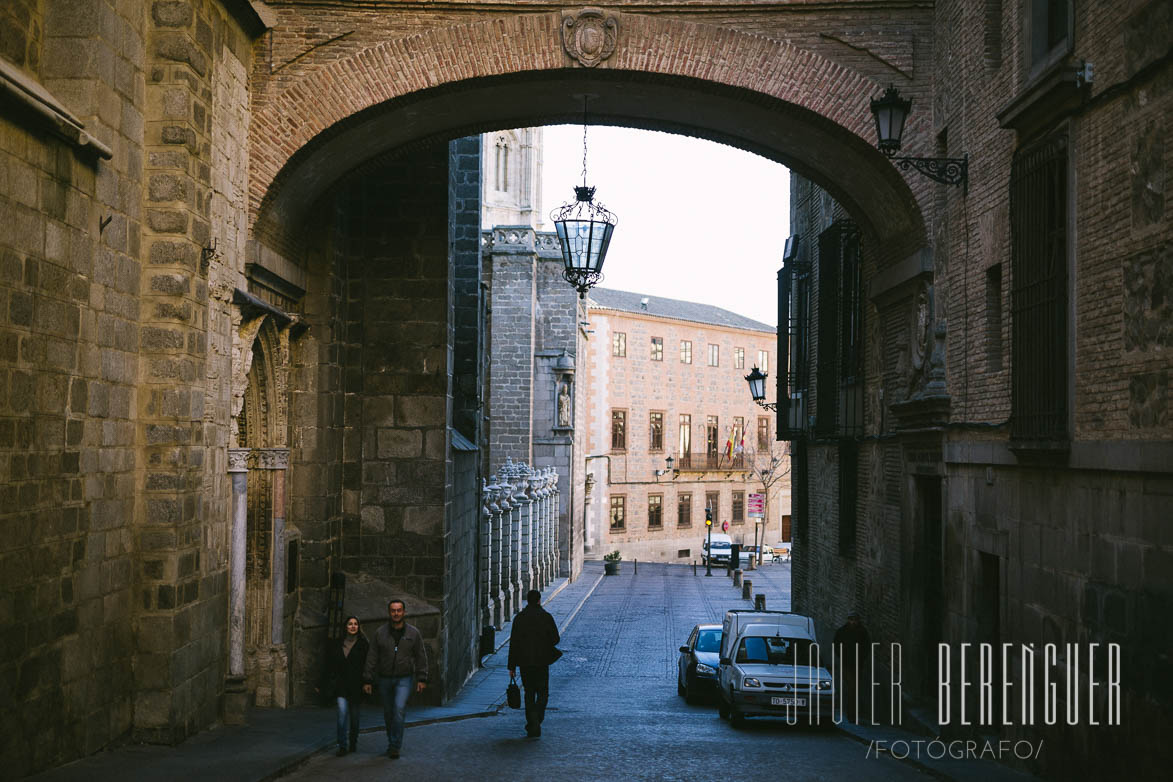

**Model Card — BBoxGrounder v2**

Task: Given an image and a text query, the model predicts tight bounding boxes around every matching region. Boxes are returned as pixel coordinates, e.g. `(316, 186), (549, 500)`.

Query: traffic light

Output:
(705, 509), (712, 527)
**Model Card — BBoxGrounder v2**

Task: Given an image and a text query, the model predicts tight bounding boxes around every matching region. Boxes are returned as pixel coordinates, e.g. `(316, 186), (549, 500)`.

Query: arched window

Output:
(495, 136), (510, 191)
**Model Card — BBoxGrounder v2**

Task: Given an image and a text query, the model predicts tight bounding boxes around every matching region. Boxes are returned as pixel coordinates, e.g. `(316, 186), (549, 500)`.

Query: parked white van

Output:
(717, 610), (834, 727)
(700, 533), (733, 565)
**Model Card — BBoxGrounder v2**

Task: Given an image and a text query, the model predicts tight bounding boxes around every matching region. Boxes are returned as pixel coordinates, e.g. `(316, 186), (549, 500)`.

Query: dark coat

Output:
(507, 604), (561, 668)
(319, 634), (370, 700)
(363, 622), (429, 682)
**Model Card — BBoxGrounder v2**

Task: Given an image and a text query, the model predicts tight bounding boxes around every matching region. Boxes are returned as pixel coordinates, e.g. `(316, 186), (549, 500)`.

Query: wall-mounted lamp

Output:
(744, 366), (777, 411)
(654, 454), (678, 478)
(870, 85), (968, 192)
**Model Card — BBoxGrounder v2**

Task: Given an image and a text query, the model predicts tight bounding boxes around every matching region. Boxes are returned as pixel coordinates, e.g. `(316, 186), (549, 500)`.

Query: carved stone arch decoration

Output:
(232, 315), (291, 449)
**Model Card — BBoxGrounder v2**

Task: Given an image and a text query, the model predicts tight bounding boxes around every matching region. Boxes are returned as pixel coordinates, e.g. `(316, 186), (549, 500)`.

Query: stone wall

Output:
(0, 0), (142, 767)
(0, 0), (265, 774)
(330, 144), (452, 701)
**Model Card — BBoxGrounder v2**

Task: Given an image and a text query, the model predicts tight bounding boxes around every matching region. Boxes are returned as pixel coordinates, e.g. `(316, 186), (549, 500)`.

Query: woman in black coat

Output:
(316, 616), (370, 755)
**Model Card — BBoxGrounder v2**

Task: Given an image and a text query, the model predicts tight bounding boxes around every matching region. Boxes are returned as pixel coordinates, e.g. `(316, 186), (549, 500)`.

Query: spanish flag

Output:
(723, 429), (734, 459)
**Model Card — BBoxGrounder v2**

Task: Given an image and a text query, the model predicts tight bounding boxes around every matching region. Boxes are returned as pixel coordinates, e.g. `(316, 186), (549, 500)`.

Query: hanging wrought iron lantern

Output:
(552, 109), (617, 298)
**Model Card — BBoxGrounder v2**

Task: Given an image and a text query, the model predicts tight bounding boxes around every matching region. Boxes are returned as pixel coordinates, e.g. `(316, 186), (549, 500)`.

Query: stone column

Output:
(519, 465), (535, 597)
(509, 470), (527, 616)
(481, 479), (497, 626)
(546, 468), (557, 585)
(224, 448), (249, 724)
(494, 474), (511, 626)
(532, 473), (547, 590)
(259, 448), (290, 708)
(550, 469), (561, 580)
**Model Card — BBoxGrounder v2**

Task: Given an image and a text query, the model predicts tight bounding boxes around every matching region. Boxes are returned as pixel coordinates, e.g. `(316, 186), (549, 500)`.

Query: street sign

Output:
(747, 492), (765, 518)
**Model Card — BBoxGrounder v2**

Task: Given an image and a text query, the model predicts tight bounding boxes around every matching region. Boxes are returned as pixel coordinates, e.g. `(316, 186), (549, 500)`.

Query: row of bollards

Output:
(729, 567), (765, 608)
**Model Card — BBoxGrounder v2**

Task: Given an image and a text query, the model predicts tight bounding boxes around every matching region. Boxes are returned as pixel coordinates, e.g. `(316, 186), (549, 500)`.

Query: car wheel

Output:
(684, 680), (699, 705)
(718, 698), (729, 720)
(730, 710), (746, 728)
(677, 672), (686, 697)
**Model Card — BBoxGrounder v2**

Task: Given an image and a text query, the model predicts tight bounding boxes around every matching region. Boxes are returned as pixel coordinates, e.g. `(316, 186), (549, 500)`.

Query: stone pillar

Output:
(519, 465), (535, 597)
(546, 468), (558, 585)
(225, 448), (249, 724)
(509, 470), (527, 615)
(551, 470), (561, 580)
(532, 473), (547, 590)
(261, 449), (290, 708)
(494, 474), (511, 626)
(481, 480), (497, 626)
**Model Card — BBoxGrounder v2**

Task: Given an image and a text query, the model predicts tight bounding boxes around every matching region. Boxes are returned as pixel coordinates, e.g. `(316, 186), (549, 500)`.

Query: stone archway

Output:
(249, 11), (929, 264)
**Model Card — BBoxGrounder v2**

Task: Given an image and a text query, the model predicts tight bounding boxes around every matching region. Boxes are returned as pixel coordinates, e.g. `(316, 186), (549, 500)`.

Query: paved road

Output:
(281, 563), (927, 782)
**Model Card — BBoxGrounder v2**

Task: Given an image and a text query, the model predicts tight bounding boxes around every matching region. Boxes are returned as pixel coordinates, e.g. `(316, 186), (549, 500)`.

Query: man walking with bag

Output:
(508, 589), (561, 738)
(362, 599), (427, 759)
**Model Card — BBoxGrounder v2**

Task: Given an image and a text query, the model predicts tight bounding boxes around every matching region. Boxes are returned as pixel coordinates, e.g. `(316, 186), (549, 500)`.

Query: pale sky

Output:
(540, 125), (790, 327)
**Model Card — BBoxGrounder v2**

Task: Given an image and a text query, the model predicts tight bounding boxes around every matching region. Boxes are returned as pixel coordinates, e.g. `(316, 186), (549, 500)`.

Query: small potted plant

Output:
(603, 550), (622, 575)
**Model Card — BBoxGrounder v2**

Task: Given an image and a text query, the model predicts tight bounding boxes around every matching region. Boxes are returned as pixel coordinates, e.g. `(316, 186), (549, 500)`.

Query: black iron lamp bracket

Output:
(755, 400), (778, 412)
(885, 152), (968, 192)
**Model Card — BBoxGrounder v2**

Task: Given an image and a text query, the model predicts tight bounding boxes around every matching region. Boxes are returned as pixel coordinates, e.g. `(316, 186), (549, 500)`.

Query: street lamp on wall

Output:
(870, 85), (968, 191)
(654, 454), (677, 478)
(744, 366), (777, 411)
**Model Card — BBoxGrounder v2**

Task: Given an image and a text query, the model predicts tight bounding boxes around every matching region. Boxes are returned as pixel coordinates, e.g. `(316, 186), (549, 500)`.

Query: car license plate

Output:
(770, 696), (806, 706)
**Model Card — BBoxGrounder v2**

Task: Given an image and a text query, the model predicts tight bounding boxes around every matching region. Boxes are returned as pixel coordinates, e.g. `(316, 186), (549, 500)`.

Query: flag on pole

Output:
(734, 426), (745, 455)
(723, 428), (733, 459)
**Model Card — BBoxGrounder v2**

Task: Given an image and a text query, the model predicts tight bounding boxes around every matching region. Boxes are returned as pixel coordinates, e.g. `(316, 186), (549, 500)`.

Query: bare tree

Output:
(741, 435), (791, 565)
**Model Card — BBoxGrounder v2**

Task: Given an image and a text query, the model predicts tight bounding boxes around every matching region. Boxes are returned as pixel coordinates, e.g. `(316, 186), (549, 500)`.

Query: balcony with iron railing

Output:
(675, 451), (748, 471)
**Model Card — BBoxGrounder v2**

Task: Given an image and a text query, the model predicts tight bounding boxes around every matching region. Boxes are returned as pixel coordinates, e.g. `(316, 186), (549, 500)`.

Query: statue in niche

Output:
(557, 382), (572, 428)
(906, 283), (932, 400)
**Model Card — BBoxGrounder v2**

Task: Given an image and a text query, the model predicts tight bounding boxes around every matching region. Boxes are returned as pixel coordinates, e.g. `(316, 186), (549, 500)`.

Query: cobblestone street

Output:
(280, 561), (929, 782)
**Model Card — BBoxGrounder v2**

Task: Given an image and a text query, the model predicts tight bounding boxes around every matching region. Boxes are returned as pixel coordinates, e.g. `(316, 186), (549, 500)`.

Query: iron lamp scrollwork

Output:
(870, 85), (968, 191)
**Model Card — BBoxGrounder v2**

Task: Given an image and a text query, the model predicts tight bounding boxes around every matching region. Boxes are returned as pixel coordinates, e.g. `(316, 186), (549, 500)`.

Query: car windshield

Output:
(710, 541), (730, 549)
(735, 635), (818, 665)
(695, 629), (721, 653)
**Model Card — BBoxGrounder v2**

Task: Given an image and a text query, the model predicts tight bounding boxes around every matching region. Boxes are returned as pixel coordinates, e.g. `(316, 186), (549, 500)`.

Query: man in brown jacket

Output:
(362, 599), (427, 758)
(508, 589), (561, 738)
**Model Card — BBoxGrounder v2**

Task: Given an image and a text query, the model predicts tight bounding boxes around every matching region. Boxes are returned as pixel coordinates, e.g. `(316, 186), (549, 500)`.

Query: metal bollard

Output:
(755, 593), (766, 610)
(742, 579), (752, 599)
(733, 570), (742, 587)
(634, 558), (638, 575)
(693, 560), (697, 576)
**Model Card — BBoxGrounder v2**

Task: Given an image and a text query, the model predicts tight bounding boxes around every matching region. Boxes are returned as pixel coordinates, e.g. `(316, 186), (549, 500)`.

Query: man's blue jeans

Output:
(335, 696), (359, 750)
(376, 675), (413, 750)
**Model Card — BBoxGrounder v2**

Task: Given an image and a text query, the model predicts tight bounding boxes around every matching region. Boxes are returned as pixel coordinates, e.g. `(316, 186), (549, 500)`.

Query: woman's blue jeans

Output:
(376, 675), (413, 750)
(336, 696), (360, 750)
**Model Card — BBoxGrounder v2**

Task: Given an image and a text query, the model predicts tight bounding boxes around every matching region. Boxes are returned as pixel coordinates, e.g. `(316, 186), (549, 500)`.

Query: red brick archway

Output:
(250, 12), (928, 259)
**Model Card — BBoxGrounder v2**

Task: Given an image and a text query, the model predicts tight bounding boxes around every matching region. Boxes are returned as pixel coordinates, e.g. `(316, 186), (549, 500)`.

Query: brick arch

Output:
(251, 11), (926, 256)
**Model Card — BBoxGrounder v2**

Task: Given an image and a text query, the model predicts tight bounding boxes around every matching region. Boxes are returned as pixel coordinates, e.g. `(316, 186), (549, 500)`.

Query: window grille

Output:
(1010, 132), (1068, 442)
(680, 340), (692, 364)
(612, 332), (626, 357)
(734, 347), (745, 369)
(651, 337), (663, 361)
(778, 240), (811, 438)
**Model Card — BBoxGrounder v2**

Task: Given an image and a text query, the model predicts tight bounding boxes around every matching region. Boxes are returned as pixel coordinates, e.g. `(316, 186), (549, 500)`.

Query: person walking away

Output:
(316, 615), (369, 756)
(833, 610), (872, 723)
(508, 589), (561, 738)
(362, 599), (428, 758)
